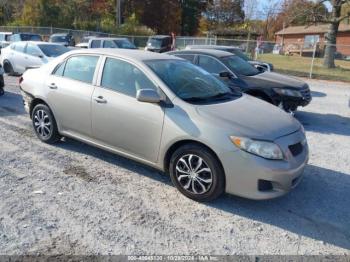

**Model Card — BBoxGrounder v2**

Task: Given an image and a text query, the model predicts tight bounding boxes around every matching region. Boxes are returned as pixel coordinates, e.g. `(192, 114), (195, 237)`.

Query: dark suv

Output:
(49, 33), (75, 46)
(145, 35), (173, 53)
(10, 33), (42, 42)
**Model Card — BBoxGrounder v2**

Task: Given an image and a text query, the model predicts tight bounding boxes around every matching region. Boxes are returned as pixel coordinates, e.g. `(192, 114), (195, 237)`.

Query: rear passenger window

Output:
(101, 58), (156, 97)
(103, 41), (116, 48)
(90, 40), (101, 48)
(63, 56), (99, 84)
(14, 42), (26, 53)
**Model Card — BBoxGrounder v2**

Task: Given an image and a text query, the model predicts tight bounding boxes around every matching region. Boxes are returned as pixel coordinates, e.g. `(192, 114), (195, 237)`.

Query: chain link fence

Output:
(1, 26), (350, 82)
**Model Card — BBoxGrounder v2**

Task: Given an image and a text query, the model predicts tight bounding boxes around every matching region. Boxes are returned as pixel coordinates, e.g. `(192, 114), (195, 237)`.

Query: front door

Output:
(91, 57), (164, 163)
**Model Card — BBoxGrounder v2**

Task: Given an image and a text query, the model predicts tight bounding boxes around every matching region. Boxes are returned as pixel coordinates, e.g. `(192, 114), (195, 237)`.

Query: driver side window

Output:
(101, 58), (157, 98)
(198, 55), (226, 75)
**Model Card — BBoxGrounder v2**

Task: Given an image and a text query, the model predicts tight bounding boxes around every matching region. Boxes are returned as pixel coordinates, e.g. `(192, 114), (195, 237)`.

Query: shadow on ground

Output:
(0, 91), (26, 116)
(310, 91), (327, 98)
(57, 138), (350, 251)
(295, 111), (350, 136)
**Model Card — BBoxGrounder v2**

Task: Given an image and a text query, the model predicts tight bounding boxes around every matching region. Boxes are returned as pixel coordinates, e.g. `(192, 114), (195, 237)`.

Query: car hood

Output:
(196, 95), (300, 141)
(249, 71), (306, 89)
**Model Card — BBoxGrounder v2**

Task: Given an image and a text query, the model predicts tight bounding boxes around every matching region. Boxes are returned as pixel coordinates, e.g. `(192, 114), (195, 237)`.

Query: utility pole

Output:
(116, 0), (122, 27)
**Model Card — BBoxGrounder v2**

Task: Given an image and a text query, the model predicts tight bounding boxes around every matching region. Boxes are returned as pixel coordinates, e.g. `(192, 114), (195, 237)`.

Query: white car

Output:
(0, 41), (69, 75)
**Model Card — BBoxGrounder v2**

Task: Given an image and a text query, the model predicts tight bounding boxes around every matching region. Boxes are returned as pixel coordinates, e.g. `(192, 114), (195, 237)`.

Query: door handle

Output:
(48, 83), (57, 89)
(94, 96), (107, 104)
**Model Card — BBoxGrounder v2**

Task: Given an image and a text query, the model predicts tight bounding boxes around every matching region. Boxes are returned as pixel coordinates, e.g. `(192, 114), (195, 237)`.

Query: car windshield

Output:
(146, 60), (241, 103)
(148, 38), (163, 48)
(38, 44), (69, 57)
(114, 39), (137, 49)
(222, 55), (260, 76)
(21, 34), (42, 41)
(51, 35), (68, 42)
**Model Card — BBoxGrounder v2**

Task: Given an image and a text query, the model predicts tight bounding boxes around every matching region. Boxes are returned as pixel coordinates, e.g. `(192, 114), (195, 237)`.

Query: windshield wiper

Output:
(183, 92), (237, 103)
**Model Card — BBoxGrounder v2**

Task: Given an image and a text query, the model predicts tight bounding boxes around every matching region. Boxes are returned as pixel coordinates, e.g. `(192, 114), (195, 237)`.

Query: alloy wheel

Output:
(175, 154), (213, 195)
(33, 109), (52, 138)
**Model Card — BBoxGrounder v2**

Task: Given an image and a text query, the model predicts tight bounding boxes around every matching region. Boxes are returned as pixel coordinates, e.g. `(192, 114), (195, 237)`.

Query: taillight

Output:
(19, 76), (23, 84)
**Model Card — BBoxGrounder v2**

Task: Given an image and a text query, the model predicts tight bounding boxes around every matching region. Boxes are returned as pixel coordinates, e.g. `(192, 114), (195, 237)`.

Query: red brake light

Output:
(19, 76), (23, 84)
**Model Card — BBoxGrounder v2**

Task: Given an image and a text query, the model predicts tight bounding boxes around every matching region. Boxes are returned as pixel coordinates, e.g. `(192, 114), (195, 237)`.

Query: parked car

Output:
(9, 33), (42, 42)
(20, 49), (308, 201)
(145, 35), (173, 53)
(185, 45), (274, 72)
(1, 42), (69, 75)
(0, 64), (4, 96)
(0, 32), (13, 50)
(49, 33), (75, 47)
(88, 37), (137, 49)
(168, 49), (311, 113)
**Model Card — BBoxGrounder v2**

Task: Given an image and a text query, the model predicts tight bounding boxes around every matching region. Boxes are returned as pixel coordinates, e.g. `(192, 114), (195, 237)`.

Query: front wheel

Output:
(169, 144), (225, 202)
(32, 104), (61, 144)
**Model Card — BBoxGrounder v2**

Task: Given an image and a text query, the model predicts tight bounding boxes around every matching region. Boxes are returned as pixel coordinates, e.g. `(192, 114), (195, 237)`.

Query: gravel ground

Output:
(0, 75), (349, 255)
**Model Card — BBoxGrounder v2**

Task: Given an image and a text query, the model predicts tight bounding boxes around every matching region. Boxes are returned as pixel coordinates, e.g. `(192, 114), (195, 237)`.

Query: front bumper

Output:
(273, 87), (312, 111)
(219, 129), (309, 200)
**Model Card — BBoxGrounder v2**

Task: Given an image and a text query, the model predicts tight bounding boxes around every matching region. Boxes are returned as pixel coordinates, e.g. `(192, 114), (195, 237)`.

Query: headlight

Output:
(230, 136), (284, 160)
(273, 88), (302, 97)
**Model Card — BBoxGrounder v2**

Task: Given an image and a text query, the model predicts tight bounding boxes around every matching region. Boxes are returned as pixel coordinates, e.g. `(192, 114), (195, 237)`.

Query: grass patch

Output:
(258, 54), (350, 82)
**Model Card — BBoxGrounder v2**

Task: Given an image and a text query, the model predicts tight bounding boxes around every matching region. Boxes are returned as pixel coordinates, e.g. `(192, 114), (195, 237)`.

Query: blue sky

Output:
(248, 0), (332, 19)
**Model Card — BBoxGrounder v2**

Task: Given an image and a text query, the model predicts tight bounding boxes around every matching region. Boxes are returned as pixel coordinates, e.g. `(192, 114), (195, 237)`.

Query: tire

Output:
(31, 104), (61, 144)
(0, 87), (4, 96)
(3, 60), (14, 76)
(169, 144), (225, 202)
(0, 75), (4, 88)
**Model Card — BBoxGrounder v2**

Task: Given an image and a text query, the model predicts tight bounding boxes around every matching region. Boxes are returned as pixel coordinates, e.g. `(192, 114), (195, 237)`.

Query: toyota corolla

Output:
(20, 49), (309, 201)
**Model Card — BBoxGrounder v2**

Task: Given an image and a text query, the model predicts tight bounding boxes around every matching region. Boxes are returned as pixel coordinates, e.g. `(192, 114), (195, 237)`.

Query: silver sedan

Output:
(20, 49), (309, 201)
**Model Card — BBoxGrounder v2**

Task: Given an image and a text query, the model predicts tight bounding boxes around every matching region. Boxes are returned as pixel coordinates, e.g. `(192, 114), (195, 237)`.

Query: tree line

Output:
(0, 0), (246, 36)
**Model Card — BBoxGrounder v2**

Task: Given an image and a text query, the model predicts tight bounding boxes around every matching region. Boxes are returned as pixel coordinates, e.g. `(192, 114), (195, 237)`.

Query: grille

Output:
(289, 142), (303, 157)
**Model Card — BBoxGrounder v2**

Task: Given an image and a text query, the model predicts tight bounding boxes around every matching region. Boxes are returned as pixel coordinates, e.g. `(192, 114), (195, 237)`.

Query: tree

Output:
(123, 0), (182, 34)
(180, 0), (207, 35)
(304, 0), (350, 68)
(205, 0), (245, 31)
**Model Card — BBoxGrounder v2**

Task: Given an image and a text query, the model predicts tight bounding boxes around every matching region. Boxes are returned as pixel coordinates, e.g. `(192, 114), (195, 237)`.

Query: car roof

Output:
(13, 32), (41, 35)
(169, 49), (234, 58)
(89, 37), (129, 40)
(11, 41), (64, 45)
(186, 45), (241, 50)
(51, 33), (69, 36)
(0, 32), (12, 35)
(66, 49), (183, 62)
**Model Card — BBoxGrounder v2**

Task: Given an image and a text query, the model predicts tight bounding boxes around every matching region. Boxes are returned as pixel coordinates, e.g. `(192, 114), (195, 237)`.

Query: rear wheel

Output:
(169, 144), (225, 202)
(32, 104), (61, 144)
(3, 60), (14, 76)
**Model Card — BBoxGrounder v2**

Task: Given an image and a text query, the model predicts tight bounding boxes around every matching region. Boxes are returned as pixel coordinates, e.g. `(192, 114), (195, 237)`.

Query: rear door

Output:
(24, 43), (44, 70)
(46, 55), (100, 138)
(12, 42), (27, 73)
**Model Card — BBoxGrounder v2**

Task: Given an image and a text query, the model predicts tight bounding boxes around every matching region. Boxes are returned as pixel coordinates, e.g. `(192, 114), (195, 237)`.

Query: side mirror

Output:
(34, 53), (43, 58)
(219, 71), (233, 79)
(136, 89), (162, 103)
(255, 65), (266, 72)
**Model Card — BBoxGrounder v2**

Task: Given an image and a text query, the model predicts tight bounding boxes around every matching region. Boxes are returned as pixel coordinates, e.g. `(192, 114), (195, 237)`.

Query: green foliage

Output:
(0, 0), (246, 37)
(117, 14), (155, 35)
